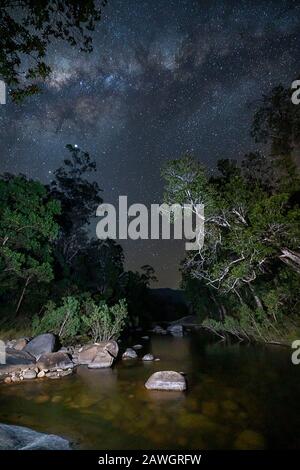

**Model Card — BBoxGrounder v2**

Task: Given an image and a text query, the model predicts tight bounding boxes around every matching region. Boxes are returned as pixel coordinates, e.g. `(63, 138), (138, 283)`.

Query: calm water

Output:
(0, 332), (300, 449)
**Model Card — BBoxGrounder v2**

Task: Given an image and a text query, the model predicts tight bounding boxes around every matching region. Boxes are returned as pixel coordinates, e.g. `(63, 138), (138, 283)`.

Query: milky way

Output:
(0, 0), (300, 287)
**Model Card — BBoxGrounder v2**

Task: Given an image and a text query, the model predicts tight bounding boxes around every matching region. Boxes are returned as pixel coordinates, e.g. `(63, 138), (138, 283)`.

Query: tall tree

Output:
(0, 174), (60, 312)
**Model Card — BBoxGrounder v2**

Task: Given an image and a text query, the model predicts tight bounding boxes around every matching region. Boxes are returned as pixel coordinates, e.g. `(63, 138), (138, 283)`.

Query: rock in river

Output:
(0, 423), (70, 450)
(88, 349), (114, 369)
(78, 341), (118, 366)
(145, 371), (187, 391)
(142, 354), (154, 361)
(167, 324), (184, 337)
(122, 348), (138, 359)
(37, 352), (74, 371)
(22, 369), (37, 380)
(24, 333), (59, 359)
(0, 349), (36, 376)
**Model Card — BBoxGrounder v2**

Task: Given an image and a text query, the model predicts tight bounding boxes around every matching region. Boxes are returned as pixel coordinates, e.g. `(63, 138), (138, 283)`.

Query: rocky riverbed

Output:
(0, 328), (186, 391)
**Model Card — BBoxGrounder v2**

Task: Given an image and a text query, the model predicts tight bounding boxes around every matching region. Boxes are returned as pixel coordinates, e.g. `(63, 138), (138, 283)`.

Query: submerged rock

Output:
(132, 344), (143, 350)
(122, 348), (138, 359)
(37, 352), (74, 371)
(145, 371), (187, 391)
(24, 334), (59, 359)
(0, 423), (70, 450)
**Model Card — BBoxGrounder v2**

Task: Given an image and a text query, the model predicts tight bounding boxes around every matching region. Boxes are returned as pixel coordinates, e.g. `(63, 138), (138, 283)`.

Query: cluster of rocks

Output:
(122, 341), (157, 362)
(151, 323), (184, 337)
(0, 334), (120, 384)
(1, 332), (187, 392)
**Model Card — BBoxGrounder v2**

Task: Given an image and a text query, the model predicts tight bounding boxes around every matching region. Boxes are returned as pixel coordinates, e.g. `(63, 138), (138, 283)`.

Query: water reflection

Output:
(0, 332), (299, 449)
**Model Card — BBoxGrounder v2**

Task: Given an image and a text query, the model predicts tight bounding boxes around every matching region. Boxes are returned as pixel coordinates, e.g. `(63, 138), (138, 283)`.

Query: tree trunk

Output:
(279, 248), (300, 274)
(16, 276), (31, 314)
(249, 284), (263, 309)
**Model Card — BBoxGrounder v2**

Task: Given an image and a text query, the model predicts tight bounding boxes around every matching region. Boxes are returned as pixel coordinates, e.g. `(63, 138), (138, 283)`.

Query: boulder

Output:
(122, 348), (138, 359)
(0, 423), (70, 450)
(6, 338), (28, 351)
(0, 348), (36, 375)
(142, 354), (154, 361)
(145, 371), (187, 391)
(24, 334), (59, 359)
(37, 352), (74, 371)
(14, 338), (29, 351)
(167, 324), (184, 337)
(22, 369), (37, 380)
(88, 350), (114, 369)
(78, 341), (118, 365)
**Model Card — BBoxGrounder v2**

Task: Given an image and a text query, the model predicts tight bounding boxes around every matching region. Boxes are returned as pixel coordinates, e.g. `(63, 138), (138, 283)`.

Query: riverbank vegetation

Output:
(0, 144), (155, 342)
(162, 82), (300, 343)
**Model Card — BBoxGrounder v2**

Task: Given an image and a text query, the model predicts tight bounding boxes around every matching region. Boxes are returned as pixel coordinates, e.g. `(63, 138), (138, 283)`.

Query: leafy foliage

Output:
(33, 296), (81, 343)
(82, 298), (128, 342)
(0, 0), (107, 101)
(162, 148), (300, 342)
(33, 296), (128, 343)
(0, 174), (60, 312)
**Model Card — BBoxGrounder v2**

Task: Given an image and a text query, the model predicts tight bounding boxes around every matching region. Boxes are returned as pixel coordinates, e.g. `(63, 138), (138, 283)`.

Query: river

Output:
(0, 332), (299, 449)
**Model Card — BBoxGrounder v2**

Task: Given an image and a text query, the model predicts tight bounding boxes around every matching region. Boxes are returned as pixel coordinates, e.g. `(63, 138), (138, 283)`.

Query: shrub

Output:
(82, 298), (127, 342)
(32, 296), (81, 343)
(33, 296), (128, 344)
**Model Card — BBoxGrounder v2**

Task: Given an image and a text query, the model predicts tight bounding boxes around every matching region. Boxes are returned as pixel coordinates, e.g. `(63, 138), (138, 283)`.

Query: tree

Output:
(49, 144), (102, 277)
(0, 174), (60, 313)
(162, 153), (300, 341)
(0, 0), (107, 101)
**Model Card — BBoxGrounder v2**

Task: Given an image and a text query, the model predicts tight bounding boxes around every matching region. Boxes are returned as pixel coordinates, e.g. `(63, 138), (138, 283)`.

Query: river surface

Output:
(0, 332), (299, 449)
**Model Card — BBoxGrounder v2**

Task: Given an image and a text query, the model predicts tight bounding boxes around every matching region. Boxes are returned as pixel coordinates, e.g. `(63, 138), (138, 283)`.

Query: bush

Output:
(32, 296), (81, 343)
(33, 296), (128, 344)
(82, 298), (127, 342)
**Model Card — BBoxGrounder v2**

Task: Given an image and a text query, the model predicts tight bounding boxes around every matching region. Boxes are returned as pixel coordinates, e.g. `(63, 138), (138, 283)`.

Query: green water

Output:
(0, 332), (300, 449)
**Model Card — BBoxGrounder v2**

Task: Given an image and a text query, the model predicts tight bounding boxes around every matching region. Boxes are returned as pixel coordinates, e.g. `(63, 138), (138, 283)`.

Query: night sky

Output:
(0, 0), (299, 287)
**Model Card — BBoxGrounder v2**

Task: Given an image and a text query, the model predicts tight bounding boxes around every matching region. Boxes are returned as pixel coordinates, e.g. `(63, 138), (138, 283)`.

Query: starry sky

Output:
(0, 0), (300, 287)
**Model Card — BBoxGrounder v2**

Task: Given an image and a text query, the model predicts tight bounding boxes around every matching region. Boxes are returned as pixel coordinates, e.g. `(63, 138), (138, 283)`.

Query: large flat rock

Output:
(0, 423), (70, 450)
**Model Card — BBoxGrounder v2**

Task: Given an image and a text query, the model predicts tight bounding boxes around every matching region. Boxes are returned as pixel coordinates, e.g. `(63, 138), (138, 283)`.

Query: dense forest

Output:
(163, 82), (300, 342)
(0, 143), (157, 341)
